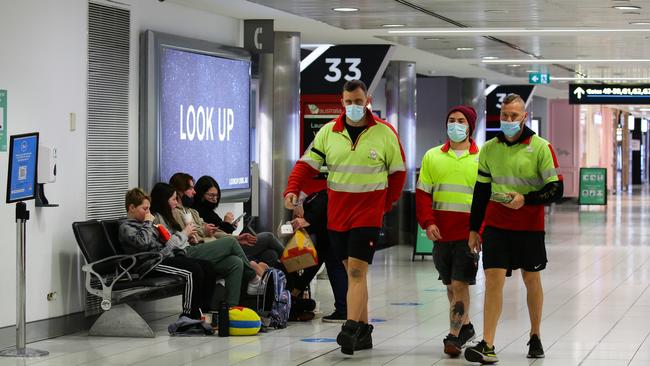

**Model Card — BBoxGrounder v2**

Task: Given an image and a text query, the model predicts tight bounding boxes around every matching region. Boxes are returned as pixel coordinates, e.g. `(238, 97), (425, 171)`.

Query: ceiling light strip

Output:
(388, 28), (650, 35)
(483, 59), (650, 64)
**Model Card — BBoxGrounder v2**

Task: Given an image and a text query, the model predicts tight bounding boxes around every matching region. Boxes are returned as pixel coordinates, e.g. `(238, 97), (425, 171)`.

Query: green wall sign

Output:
(579, 167), (607, 205)
(0, 90), (6, 152)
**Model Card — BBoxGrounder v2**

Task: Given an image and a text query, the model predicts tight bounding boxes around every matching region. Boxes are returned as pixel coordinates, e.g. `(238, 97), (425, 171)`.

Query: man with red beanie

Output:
(416, 105), (479, 357)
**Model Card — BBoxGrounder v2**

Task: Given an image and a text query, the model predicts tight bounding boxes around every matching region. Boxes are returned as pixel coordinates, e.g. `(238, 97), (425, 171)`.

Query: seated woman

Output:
(171, 173), (285, 266)
(149, 182), (266, 306)
(118, 188), (216, 319)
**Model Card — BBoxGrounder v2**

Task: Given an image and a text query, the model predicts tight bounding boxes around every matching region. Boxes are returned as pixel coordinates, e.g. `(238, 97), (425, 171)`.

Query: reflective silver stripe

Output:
(388, 163), (406, 174)
(299, 155), (321, 170)
(493, 176), (544, 187)
(327, 181), (387, 193)
(541, 168), (558, 181)
(416, 180), (433, 193)
(328, 164), (386, 174)
(432, 201), (471, 213)
(432, 183), (474, 195)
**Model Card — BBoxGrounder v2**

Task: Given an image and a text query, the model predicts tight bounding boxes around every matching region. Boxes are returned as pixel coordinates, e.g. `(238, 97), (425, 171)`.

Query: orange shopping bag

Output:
(281, 229), (318, 273)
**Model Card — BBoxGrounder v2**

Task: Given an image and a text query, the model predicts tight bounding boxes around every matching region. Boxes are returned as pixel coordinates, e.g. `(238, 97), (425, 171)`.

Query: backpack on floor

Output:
(255, 268), (291, 329)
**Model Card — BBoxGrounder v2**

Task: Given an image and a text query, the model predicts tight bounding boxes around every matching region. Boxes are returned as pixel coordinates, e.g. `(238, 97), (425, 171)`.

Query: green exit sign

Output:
(529, 72), (550, 85)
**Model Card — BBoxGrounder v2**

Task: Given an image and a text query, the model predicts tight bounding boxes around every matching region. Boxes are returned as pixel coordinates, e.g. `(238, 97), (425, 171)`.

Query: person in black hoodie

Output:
(192, 175), (285, 266)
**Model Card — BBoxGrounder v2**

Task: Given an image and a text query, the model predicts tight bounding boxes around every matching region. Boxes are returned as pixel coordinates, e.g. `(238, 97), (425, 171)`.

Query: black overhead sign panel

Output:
(300, 45), (394, 95)
(569, 84), (650, 104)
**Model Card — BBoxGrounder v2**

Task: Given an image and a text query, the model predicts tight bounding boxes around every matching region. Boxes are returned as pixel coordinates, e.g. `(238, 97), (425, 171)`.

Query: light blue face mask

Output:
(345, 104), (366, 122)
(447, 122), (469, 142)
(500, 120), (522, 138)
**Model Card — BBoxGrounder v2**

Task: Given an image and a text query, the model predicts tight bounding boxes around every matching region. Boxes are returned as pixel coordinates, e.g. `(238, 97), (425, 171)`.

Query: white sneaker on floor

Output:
(246, 277), (263, 295)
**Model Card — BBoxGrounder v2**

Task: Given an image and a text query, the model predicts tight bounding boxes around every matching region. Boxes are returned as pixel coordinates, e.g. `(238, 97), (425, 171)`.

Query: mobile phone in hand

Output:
(232, 212), (246, 225)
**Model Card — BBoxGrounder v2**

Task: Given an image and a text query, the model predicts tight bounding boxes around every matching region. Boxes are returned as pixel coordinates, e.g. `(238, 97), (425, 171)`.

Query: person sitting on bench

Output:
(118, 188), (216, 319)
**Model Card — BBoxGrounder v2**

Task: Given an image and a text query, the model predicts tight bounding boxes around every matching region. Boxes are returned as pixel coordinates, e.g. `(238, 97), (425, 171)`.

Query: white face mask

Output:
(345, 104), (366, 122)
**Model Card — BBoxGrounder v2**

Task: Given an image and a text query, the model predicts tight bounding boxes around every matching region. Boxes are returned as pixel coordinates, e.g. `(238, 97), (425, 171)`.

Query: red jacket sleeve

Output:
(415, 188), (436, 229)
(284, 161), (320, 197)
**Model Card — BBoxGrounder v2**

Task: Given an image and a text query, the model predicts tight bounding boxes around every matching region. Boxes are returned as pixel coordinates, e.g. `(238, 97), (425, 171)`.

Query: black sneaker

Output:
(291, 297), (316, 312)
(322, 310), (346, 323)
(459, 323), (476, 347)
(336, 320), (361, 355)
(443, 334), (461, 357)
(527, 334), (545, 358)
(464, 340), (498, 364)
(355, 323), (373, 351)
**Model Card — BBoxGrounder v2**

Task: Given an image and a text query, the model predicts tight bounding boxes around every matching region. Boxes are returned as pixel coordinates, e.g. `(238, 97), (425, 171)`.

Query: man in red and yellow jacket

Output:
(416, 105), (479, 358)
(284, 80), (406, 355)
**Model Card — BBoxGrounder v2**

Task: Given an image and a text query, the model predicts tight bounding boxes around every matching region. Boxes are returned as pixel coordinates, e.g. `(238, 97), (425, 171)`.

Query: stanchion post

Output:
(0, 202), (49, 358)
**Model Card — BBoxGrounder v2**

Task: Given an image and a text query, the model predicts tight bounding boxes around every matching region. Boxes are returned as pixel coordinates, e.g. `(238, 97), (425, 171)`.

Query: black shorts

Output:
(433, 240), (478, 285)
(329, 227), (380, 264)
(482, 226), (547, 276)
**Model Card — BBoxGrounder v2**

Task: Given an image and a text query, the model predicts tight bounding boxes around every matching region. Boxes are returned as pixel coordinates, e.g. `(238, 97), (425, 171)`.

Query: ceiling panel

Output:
(249, 0), (650, 82)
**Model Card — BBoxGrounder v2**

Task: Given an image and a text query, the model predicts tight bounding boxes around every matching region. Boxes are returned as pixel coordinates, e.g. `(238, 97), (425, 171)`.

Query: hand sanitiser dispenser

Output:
(35, 145), (58, 207)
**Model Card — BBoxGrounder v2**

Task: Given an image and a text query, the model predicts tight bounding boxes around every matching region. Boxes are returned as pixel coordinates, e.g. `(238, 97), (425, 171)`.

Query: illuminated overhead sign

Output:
(569, 84), (650, 104)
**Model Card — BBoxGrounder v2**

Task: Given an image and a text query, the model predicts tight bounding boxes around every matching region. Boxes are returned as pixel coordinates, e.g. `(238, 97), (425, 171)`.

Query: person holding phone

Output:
(464, 94), (563, 364)
(416, 105), (479, 357)
(192, 175), (285, 266)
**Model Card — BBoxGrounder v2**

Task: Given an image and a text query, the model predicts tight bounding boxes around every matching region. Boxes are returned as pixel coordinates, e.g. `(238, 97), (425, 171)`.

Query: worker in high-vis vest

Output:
(416, 105), (479, 358)
(464, 94), (563, 365)
(284, 79), (406, 355)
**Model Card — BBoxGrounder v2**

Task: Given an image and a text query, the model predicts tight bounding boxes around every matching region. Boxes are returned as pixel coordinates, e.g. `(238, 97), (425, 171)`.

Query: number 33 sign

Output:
(301, 45), (394, 94)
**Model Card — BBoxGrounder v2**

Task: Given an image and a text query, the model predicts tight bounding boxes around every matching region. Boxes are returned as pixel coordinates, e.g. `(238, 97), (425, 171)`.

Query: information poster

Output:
(6, 133), (38, 203)
(0, 90), (6, 151)
(579, 167), (607, 205)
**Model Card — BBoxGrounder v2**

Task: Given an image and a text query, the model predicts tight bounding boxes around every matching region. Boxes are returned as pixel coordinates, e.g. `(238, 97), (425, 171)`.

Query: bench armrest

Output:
(82, 255), (136, 310)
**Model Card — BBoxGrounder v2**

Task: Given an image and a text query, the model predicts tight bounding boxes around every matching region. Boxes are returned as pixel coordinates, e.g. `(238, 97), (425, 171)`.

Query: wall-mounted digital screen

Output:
(159, 47), (250, 190)
(140, 31), (252, 201)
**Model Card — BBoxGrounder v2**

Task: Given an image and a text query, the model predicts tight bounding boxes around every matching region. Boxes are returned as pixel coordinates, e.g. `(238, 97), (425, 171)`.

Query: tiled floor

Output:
(3, 191), (650, 365)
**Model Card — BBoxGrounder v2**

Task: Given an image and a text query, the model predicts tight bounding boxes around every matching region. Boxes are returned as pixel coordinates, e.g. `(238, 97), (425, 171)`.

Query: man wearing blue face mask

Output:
(416, 105), (479, 358)
(284, 80), (406, 355)
(464, 94), (563, 364)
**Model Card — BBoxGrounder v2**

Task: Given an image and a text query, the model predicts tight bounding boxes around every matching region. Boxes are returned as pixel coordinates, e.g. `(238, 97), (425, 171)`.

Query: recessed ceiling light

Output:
(614, 5), (641, 10)
(381, 24), (406, 28)
(509, 64), (521, 67)
(456, 47), (474, 51)
(332, 7), (359, 12)
(631, 21), (650, 25)
(526, 70), (538, 73)
(482, 56), (499, 60)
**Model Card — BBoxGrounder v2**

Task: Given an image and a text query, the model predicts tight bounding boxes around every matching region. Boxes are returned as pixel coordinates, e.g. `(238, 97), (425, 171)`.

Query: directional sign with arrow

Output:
(569, 84), (650, 104)
(529, 72), (550, 85)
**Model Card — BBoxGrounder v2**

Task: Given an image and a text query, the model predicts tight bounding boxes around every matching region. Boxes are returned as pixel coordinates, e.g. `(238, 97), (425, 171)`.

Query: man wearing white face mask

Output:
(465, 94), (563, 364)
(284, 80), (406, 355)
(416, 105), (479, 358)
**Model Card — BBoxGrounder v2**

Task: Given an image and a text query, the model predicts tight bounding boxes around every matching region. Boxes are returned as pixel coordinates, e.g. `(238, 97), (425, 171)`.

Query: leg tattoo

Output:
(451, 301), (465, 333)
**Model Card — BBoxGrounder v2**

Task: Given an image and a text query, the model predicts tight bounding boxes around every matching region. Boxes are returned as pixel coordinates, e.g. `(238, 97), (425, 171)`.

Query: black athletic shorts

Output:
(329, 227), (380, 264)
(482, 226), (547, 276)
(433, 240), (478, 285)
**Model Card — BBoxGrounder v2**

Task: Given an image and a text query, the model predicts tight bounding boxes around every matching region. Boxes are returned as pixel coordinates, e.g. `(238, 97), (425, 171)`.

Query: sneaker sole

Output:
(444, 344), (461, 357)
(355, 342), (372, 351)
(336, 332), (356, 355)
(322, 318), (346, 323)
(460, 334), (477, 348)
(464, 348), (498, 364)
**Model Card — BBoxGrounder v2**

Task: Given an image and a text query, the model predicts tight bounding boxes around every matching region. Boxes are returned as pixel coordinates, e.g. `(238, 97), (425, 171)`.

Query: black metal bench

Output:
(73, 219), (187, 337)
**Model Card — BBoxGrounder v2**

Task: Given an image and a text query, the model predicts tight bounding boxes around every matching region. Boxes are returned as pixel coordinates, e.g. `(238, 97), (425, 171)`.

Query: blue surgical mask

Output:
(345, 104), (366, 122)
(500, 120), (522, 138)
(447, 122), (468, 142)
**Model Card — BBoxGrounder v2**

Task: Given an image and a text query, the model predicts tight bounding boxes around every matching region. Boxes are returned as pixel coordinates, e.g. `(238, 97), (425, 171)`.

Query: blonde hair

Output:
(124, 188), (150, 212)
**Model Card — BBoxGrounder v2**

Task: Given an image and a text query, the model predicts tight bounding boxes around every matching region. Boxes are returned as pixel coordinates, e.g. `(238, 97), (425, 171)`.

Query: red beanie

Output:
(447, 105), (477, 135)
